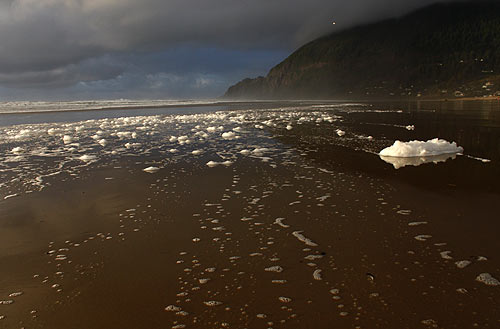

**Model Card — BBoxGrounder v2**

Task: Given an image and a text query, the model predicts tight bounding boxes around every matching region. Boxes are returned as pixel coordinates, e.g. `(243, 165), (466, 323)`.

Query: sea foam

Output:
(379, 138), (463, 158)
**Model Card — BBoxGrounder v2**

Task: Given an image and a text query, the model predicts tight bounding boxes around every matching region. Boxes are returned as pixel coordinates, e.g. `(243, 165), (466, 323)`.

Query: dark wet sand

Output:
(0, 101), (499, 328)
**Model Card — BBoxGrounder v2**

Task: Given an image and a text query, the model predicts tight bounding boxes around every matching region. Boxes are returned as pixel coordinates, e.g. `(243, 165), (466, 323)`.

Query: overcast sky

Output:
(0, 0), (457, 101)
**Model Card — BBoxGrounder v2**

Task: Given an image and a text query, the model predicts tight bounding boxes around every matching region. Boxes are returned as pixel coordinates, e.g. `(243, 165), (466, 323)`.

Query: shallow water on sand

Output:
(0, 100), (499, 328)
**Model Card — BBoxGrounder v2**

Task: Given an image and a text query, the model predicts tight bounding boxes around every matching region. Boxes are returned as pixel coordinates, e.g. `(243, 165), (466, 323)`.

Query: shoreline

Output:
(0, 99), (354, 116)
(0, 100), (239, 115)
(438, 95), (500, 101)
(1, 97), (499, 116)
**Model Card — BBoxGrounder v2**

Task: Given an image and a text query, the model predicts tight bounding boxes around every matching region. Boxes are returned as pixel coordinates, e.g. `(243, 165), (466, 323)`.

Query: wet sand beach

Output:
(0, 100), (499, 328)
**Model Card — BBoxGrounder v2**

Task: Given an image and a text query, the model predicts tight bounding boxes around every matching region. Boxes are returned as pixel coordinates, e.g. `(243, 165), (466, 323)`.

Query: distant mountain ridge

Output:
(224, 2), (500, 99)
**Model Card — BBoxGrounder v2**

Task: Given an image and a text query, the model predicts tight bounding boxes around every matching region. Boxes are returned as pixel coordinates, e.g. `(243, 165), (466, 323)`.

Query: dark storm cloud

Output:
(0, 0), (458, 91)
(0, 56), (124, 88)
(0, 47), (288, 101)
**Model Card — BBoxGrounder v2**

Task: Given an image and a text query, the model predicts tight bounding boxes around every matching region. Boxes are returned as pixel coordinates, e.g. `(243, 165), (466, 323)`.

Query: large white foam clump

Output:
(379, 138), (463, 158)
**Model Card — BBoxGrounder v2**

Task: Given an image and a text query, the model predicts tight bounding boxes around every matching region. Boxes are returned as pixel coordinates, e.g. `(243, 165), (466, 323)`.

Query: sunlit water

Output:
(0, 100), (499, 328)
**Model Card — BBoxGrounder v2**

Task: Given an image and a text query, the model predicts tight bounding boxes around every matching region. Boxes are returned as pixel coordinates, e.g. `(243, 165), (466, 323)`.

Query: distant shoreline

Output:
(0, 101), (263, 115)
(436, 95), (500, 101)
(0, 97), (498, 116)
(0, 100), (359, 115)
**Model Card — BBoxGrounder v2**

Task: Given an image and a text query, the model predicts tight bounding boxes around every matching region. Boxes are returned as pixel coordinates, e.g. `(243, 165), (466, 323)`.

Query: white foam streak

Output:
(292, 231), (318, 247)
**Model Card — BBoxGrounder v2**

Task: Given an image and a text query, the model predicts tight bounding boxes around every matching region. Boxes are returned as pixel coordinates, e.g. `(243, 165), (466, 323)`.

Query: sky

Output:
(0, 0), (458, 101)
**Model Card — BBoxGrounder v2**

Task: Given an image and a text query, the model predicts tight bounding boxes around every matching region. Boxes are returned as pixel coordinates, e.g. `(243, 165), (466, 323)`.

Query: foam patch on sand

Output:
(206, 161), (233, 167)
(379, 138), (463, 168)
(143, 166), (160, 173)
(221, 131), (237, 140)
(379, 138), (463, 158)
(476, 273), (500, 286)
(292, 231), (318, 247)
(380, 153), (458, 169)
(79, 155), (97, 162)
(313, 269), (322, 280)
(336, 129), (345, 137)
(274, 218), (290, 228)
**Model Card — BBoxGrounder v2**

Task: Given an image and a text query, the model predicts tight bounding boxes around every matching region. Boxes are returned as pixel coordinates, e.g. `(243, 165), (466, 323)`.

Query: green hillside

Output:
(224, 2), (500, 99)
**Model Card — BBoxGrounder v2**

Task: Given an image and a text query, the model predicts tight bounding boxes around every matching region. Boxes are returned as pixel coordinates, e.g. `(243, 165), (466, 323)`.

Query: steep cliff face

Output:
(224, 2), (500, 99)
